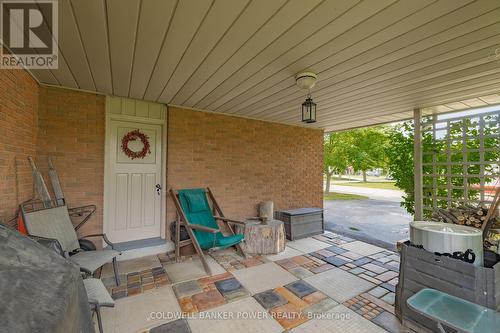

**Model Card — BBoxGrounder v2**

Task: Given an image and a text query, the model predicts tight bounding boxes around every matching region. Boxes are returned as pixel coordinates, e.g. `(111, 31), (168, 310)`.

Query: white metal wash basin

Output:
(410, 221), (483, 266)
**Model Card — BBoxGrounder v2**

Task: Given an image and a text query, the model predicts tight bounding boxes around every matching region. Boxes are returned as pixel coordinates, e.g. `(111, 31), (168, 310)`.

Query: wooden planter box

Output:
(274, 208), (324, 241)
(395, 242), (500, 332)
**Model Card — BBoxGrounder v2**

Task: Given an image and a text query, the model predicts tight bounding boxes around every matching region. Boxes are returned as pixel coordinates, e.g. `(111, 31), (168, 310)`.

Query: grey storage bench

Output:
(274, 208), (324, 240)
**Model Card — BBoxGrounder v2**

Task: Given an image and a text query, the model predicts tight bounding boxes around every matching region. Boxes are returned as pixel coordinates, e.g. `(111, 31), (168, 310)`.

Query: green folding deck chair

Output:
(170, 187), (247, 275)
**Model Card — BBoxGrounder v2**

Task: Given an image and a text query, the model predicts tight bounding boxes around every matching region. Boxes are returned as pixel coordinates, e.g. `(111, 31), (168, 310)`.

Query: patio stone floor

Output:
(312, 233), (355, 245)
(97, 232), (403, 333)
(339, 241), (388, 256)
(163, 256), (226, 283)
(209, 248), (269, 271)
(105, 266), (170, 299)
(265, 246), (304, 261)
(174, 272), (250, 313)
(343, 294), (384, 320)
(231, 262), (298, 294)
(98, 285), (181, 333)
(289, 305), (389, 333)
(253, 281), (338, 330)
(186, 297), (283, 333)
(275, 254), (335, 278)
(304, 267), (376, 303)
(286, 237), (331, 253)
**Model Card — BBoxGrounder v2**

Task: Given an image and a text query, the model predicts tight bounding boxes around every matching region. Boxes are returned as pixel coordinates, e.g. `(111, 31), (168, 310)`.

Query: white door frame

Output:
(103, 112), (167, 243)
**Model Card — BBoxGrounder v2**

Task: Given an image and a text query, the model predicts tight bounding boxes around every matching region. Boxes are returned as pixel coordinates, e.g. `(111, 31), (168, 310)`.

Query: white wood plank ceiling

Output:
(31, 0), (500, 131)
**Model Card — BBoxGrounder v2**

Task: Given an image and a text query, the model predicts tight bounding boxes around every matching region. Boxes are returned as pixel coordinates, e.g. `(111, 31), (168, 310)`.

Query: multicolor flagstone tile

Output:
(375, 270), (398, 282)
(270, 302), (308, 329)
(339, 241), (387, 256)
(286, 238), (331, 253)
(381, 292), (395, 305)
(191, 290), (226, 312)
(352, 257), (372, 266)
(274, 254), (334, 278)
(361, 290), (396, 313)
(361, 263), (388, 274)
(380, 282), (396, 293)
(304, 268), (376, 303)
(105, 266), (170, 300)
(343, 294), (383, 320)
(253, 281), (336, 330)
(147, 318), (191, 333)
(312, 232), (355, 246)
(210, 249), (269, 272)
(174, 272), (249, 314)
(385, 260), (400, 270)
(342, 292), (403, 333)
(358, 273), (382, 285)
(368, 286), (389, 298)
(253, 290), (288, 309)
(310, 246), (401, 286)
(285, 280), (316, 298)
(157, 252), (176, 264)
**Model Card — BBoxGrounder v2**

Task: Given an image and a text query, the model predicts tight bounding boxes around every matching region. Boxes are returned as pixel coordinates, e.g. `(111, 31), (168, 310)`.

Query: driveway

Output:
(324, 185), (412, 249)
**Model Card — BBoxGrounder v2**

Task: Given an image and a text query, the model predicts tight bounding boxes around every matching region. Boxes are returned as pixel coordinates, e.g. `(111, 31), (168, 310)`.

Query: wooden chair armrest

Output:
(187, 224), (219, 233)
(214, 216), (247, 225)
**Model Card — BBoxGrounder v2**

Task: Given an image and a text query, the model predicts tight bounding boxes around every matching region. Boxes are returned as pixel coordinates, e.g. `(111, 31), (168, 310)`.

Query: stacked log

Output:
(432, 205), (489, 229)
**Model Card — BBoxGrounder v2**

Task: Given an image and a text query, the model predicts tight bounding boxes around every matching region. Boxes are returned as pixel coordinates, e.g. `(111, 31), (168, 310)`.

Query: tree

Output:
(348, 127), (388, 182)
(323, 127), (388, 192)
(386, 117), (498, 217)
(386, 122), (415, 214)
(323, 132), (351, 193)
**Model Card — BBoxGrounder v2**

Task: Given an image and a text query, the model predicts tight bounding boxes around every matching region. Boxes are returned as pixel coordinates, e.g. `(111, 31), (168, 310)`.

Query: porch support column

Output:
(413, 108), (423, 220)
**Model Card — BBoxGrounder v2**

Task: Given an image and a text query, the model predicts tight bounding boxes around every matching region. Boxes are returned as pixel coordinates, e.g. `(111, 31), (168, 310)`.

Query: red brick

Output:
(0, 68), (38, 225)
(36, 86), (105, 241)
(166, 106), (323, 239)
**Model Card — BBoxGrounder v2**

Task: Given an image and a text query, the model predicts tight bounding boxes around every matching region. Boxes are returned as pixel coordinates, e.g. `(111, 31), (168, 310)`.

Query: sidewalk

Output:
(330, 185), (405, 203)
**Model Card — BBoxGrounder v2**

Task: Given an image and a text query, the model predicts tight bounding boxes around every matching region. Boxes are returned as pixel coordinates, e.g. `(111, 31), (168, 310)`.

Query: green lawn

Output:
(323, 192), (369, 200)
(335, 181), (399, 191)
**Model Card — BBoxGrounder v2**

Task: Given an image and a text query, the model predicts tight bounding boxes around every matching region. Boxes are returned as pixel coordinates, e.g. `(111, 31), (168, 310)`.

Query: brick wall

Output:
(166, 106), (324, 225)
(36, 86), (106, 236)
(0, 69), (39, 225)
(1, 76), (323, 241)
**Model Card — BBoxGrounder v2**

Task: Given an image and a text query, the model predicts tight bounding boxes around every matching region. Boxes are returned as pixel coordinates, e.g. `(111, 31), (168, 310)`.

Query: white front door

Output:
(106, 120), (162, 243)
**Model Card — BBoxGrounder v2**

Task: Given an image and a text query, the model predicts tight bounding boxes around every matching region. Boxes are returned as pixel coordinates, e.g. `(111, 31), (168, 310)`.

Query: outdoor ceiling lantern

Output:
(302, 95), (316, 123)
(296, 71), (318, 124)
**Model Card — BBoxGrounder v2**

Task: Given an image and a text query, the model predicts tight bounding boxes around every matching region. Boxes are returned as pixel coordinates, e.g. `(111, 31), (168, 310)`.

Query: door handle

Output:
(156, 184), (162, 195)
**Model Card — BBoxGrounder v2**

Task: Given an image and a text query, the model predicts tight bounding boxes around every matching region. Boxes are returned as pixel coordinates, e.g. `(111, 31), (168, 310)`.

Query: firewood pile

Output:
(431, 187), (500, 252)
(432, 205), (490, 229)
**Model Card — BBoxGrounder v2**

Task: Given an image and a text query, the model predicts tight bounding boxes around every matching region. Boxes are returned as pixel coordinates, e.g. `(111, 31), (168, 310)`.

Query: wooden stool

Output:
(236, 219), (285, 255)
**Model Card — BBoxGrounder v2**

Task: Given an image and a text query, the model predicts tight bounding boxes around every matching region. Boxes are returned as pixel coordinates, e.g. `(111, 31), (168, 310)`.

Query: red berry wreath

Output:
(121, 129), (151, 159)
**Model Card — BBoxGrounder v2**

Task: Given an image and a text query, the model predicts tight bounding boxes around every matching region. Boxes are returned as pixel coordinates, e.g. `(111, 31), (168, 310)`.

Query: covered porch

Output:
(1, 0), (500, 332)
